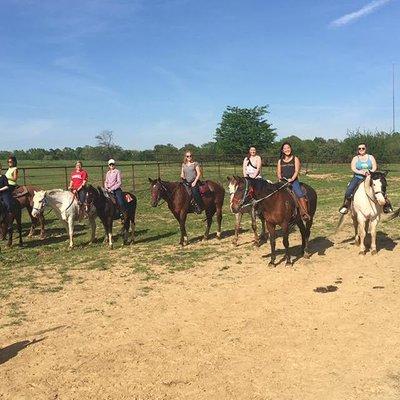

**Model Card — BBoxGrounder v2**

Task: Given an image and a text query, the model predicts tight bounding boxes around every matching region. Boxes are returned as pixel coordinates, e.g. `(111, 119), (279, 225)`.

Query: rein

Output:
(240, 180), (290, 210)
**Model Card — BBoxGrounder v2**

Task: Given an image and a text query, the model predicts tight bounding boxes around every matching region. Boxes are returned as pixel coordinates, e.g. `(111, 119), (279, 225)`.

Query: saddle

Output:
(12, 185), (29, 198)
(182, 180), (211, 197)
(285, 182), (308, 214)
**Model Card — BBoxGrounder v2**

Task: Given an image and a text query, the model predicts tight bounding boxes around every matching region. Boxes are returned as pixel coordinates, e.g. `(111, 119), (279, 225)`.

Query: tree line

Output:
(1, 106), (400, 164)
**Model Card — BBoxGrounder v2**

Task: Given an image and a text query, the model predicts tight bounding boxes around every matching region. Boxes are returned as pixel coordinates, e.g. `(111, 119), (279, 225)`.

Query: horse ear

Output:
(148, 177), (153, 183)
(34, 190), (37, 195)
(383, 170), (389, 177)
(226, 176), (231, 181)
(157, 177), (161, 182)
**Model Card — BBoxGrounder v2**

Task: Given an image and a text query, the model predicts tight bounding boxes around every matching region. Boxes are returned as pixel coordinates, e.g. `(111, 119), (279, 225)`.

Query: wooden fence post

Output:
(131, 164), (135, 191)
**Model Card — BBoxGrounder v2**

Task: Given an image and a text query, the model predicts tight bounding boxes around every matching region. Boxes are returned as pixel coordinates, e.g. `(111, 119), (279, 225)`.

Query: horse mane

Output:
(244, 177), (281, 192)
(47, 189), (66, 195)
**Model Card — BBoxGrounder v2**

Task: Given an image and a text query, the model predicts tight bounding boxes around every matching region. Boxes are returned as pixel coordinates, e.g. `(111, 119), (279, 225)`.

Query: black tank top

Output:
(281, 157), (295, 179)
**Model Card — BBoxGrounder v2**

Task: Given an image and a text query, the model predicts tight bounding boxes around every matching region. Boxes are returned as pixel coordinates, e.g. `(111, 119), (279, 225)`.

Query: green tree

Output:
(215, 106), (276, 154)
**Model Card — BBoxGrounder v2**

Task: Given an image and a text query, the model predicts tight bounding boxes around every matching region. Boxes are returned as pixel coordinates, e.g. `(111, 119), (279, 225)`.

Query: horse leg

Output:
(232, 212), (242, 246)
(17, 210), (23, 247)
(357, 216), (367, 255)
(6, 214), (13, 247)
(130, 217), (135, 244)
(26, 204), (36, 237)
(265, 221), (277, 266)
(89, 216), (96, 244)
(370, 218), (379, 255)
(281, 222), (292, 266)
(303, 218), (313, 259)
(216, 203), (222, 240)
(352, 214), (360, 245)
(203, 207), (215, 241)
(296, 218), (307, 257)
(39, 214), (46, 239)
(251, 208), (260, 247)
(68, 217), (74, 249)
(177, 211), (188, 246)
(107, 218), (114, 249)
(259, 214), (267, 242)
(123, 217), (129, 245)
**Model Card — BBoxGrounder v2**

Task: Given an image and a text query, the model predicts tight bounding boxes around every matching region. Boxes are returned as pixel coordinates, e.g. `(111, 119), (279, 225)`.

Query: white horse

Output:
(32, 189), (96, 248)
(228, 176), (266, 247)
(350, 172), (387, 255)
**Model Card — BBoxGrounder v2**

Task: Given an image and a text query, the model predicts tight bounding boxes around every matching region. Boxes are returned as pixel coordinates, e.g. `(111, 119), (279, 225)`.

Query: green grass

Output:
(1, 160), (400, 306)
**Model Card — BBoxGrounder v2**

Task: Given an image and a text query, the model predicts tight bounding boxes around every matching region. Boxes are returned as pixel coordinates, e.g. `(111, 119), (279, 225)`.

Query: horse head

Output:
(369, 171), (388, 206)
(31, 190), (47, 218)
(148, 177), (163, 207)
(229, 176), (253, 213)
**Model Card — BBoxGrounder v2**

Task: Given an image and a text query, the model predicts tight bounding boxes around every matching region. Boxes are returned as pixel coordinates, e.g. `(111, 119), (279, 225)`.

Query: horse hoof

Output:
(285, 261), (293, 267)
(371, 250), (377, 256)
(216, 232), (222, 240)
(253, 241), (260, 248)
(303, 252), (311, 259)
(358, 250), (366, 256)
(268, 261), (276, 268)
(40, 235), (46, 240)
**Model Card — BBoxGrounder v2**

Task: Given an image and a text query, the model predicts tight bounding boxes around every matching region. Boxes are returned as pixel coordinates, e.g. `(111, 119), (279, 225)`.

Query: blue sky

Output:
(0, 0), (399, 150)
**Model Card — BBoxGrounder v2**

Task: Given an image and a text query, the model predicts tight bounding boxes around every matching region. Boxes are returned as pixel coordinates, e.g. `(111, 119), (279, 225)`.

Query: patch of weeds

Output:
(132, 264), (159, 281)
(0, 302), (27, 328)
(88, 259), (110, 270)
(137, 286), (152, 297)
(40, 285), (63, 293)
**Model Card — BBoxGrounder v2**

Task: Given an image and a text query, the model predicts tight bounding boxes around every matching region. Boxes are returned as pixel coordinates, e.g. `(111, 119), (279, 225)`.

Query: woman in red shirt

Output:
(68, 161), (88, 205)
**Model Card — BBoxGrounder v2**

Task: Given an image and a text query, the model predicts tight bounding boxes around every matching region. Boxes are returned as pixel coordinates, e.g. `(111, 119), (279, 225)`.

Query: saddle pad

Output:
(199, 182), (210, 196)
(12, 186), (29, 198)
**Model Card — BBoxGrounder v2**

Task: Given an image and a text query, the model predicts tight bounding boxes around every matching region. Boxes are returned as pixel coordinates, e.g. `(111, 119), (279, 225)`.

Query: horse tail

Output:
(335, 213), (347, 233)
(382, 207), (400, 222)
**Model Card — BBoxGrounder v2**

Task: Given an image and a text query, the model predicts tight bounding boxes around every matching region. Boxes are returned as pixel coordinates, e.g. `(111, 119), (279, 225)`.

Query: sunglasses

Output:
(186, 155), (192, 158)
(358, 147), (366, 150)
(108, 163), (115, 166)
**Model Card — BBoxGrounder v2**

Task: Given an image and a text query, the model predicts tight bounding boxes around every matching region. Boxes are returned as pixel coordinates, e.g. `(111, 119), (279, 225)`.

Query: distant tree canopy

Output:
(215, 106), (276, 154)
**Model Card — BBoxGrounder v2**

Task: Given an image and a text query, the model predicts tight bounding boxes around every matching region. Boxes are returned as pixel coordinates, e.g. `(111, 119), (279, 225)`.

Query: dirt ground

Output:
(1, 226), (400, 400)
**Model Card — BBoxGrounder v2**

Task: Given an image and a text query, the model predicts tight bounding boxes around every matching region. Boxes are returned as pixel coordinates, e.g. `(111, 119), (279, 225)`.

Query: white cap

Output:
(108, 159), (116, 165)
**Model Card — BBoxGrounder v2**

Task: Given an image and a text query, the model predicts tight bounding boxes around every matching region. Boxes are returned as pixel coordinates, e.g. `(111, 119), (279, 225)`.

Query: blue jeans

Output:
(112, 188), (126, 211)
(345, 176), (363, 199)
(291, 179), (305, 198)
(0, 191), (13, 212)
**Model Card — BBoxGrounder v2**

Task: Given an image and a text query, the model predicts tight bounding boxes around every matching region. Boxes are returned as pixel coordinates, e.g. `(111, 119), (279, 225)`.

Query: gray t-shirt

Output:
(182, 162), (199, 183)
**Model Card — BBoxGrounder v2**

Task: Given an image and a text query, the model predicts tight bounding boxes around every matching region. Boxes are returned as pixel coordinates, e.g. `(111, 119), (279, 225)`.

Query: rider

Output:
(339, 143), (392, 214)
(0, 163), (13, 214)
(105, 159), (126, 215)
(68, 160), (88, 205)
(181, 150), (203, 214)
(243, 146), (262, 179)
(277, 142), (310, 221)
(5, 155), (18, 193)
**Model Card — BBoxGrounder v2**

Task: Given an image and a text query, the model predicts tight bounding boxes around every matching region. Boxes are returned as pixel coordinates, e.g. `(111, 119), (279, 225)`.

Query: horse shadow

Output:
(23, 231), (86, 248)
(189, 228), (239, 244)
(0, 337), (45, 365)
(134, 231), (176, 244)
(376, 231), (397, 251)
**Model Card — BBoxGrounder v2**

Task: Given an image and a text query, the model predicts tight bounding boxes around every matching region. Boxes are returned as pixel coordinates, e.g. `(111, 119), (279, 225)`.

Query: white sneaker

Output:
(339, 207), (348, 215)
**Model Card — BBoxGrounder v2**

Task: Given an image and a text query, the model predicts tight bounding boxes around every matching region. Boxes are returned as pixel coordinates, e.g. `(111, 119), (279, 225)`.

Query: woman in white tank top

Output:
(243, 146), (262, 179)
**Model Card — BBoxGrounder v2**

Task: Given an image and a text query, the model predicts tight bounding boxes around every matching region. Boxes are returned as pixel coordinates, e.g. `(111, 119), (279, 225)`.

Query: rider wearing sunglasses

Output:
(181, 151), (203, 213)
(339, 144), (392, 214)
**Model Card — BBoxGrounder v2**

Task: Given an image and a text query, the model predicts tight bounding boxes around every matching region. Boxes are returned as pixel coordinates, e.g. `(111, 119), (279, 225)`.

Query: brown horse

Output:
(230, 177), (317, 266)
(13, 186), (46, 238)
(0, 199), (22, 247)
(149, 178), (224, 246)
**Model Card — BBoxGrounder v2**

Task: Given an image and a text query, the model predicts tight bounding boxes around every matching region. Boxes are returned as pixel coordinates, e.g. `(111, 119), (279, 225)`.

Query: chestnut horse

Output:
(230, 177), (317, 266)
(149, 178), (224, 246)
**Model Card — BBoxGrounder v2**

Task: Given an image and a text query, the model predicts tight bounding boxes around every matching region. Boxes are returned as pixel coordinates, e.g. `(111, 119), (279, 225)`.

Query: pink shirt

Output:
(105, 169), (122, 191)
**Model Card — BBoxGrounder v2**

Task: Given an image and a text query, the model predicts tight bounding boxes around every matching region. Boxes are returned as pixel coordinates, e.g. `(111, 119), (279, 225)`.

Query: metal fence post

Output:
(131, 164), (135, 191)
(64, 167), (68, 189)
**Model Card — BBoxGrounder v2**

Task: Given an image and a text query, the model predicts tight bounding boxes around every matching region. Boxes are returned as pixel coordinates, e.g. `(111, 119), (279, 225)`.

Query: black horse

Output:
(84, 185), (137, 248)
(0, 199), (23, 247)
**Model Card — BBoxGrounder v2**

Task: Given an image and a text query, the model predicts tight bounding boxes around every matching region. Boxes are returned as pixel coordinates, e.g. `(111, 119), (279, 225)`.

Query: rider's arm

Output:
(68, 179), (73, 190)
(78, 171), (88, 191)
(192, 164), (201, 186)
(276, 159), (282, 180)
(243, 158), (247, 177)
(12, 168), (18, 181)
(0, 177), (9, 192)
(115, 170), (122, 188)
(290, 157), (301, 181)
(0, 185), (9, 192)
(254, 156), (262, 177)
(180, 164), (185, 180)
(370, 156), (378, 172)
(351, 156), (365, 175)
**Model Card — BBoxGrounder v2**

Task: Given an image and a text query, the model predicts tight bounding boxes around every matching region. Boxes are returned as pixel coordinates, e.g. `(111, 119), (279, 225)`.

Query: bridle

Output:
(32, 195), (48, 214)
(152, 181), (171, 207)
(365, 174), (386, 205)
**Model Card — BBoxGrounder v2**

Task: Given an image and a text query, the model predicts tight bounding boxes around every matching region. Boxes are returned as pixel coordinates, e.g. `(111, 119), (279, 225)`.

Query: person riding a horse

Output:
(104, 159), (126, 216)
(243, 146), (263, 179)
(5, 155), (18, 193)
(0, 164), (13, 213)
(68, 160), (88, 208)
(277, 142), (310, 221)
(180, 151), (203, 214)
(339, 143), (393, 214)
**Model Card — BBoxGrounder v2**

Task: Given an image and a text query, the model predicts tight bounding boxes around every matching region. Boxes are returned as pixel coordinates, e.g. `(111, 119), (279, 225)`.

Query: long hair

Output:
(357, 143), (367, 155)
(247, 146), (257, 158)
(8, 155), (17, 167)
(280, 142), (293, 160)
(182, 150), (195, 164)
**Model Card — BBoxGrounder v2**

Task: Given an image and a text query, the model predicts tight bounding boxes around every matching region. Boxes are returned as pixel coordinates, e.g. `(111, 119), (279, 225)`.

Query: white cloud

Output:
(330, 0), (392, 27)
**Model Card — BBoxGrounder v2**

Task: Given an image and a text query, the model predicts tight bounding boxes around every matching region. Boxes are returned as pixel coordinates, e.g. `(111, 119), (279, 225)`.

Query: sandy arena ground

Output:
(1, 227), (400, 400)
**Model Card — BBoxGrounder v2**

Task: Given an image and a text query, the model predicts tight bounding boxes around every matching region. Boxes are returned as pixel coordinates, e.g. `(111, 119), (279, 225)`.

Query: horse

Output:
(149, 178), (224, 246)
(230, 177), (317, 266)
(31, 189), (96, 248)
(84, 185), (137, 248)
(346, 171), (387, 255)
(0, 198), (23, 247)
(13, 185), (46, 239)
(227, 176), (266, 247)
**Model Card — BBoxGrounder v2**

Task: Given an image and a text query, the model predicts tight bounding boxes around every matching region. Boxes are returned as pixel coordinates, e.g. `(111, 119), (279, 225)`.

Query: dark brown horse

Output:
(230, 177), (317, 266)
(149, 178), (224, 246)
(84, 185), (137, 248)
(13, 186), (46, 238)
(0, 199), (22, 247)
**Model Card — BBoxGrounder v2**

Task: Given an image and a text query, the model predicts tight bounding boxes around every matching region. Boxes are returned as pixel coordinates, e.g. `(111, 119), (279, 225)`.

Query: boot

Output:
(339, 198), (351, 214)
(298, 197), (310, 221)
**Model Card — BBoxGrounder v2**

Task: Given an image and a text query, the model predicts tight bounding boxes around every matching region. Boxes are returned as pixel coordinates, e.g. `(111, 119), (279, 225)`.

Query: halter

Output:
(32, 195), (48, 214)
(364, 174), (386, 205)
